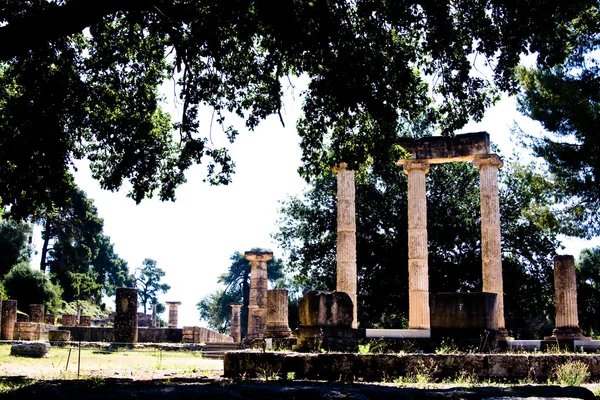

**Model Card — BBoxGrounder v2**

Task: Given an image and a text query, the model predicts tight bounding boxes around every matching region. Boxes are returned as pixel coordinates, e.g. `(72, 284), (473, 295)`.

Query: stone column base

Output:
(264, 325), (292, 338)
(545, 327), (589, 340)
(292, 326), (366, 353)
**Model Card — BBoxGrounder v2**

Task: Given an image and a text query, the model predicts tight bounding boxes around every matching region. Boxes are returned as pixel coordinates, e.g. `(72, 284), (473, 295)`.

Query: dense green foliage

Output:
(135, 258), (170, 314)
(0, 1), (596, 217)
(275, 159), (561, 337)
(516, 10), (600, 237)
(196, 251), (287, 334)
(0, 217), (32, 277)
(577, 246), (600, 336)
(2, 262), (63, 314)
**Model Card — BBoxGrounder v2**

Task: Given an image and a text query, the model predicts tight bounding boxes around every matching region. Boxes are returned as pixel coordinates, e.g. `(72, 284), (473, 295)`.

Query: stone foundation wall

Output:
(224, 351), (600, 382)
(182, 326), (234, 344)
(13, 322), (52, 341)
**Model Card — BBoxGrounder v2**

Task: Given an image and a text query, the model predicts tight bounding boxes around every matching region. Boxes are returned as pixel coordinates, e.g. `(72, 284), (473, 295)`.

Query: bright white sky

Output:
(32, 77), (600, 328)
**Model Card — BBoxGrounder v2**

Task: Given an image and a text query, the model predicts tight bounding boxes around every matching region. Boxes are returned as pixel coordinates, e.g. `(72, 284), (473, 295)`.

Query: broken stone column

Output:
(552, 255), (585, 338)
(152, 303), (157, 328)
(265, 290), (292, 337)
(230, 304), (242, 343)
(473, 154), (506, 332)
(403, 161), (431, 330)
(29, 304), (44, 323)
(1, 300), (18, 340)
(79, 316), (91, 327)
(114, 288), (138, 343)
(44, 314), (56, 325)
(166, 301), (182, 328)
(61, 314), (77, 326)
(334, 163), (358, 329)
(245, 251), (273, 340)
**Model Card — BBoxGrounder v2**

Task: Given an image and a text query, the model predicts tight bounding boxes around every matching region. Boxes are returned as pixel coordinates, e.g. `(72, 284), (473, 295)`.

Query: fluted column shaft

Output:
(166, 301), (181, 328)
(245, 251), (273, 339)
(474, 154), (505, 330)
(403, 161), (430, 330)
(554, 255), (580, 329)
(230, 304), (242, 343)
(334, 164), (358, 328)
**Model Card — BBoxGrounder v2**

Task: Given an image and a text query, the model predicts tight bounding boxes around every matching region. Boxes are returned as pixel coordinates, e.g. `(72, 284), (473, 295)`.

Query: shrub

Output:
(555, 361), (589, 386)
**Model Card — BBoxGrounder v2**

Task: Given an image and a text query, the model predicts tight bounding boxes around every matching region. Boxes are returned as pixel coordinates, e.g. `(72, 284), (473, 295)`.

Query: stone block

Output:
(49, 329), (71, 342)
(430, 292), (498, 341)
(299, 291), (353, 328)
(10, 342), (50, 358)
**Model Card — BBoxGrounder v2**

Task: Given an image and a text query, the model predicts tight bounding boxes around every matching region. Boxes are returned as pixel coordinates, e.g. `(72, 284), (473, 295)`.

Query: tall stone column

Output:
(473, 154), (505, 331)
(114, 288), (138, 343)
(265, 289), (292, 337)
(333, 163), (358, 328)
(152, 303), (157, 328)
(1, 300), (17, 340)
(166, 301), (182, 328)
(552, 255), (585, 338)
(230, 304), (242, 343)
(245, 251), (273, 339)
(403, 161), (430, 330)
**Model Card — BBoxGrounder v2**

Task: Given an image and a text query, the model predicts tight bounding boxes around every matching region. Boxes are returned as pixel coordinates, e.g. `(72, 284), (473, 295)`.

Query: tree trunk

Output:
(40, 218), (51, 272)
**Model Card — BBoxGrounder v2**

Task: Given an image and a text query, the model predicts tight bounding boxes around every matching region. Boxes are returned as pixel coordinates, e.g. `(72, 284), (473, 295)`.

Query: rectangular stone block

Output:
(430, 292), (498, 335)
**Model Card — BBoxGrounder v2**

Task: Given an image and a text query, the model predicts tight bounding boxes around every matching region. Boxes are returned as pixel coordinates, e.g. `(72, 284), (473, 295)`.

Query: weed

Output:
(0, 378), (36, 393)
(453, 370), (479, 387)
(435, 339), (460, 355)
(257, 365), (281, 381)
(555, 361), (589, 386)
(286, 371), (296, 380)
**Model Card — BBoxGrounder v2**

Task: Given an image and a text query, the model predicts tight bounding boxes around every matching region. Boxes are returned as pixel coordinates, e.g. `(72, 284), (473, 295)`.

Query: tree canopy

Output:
(135, 258), (170, 314)
(1, 0), (597, 217)
(275, 158), (562, 337)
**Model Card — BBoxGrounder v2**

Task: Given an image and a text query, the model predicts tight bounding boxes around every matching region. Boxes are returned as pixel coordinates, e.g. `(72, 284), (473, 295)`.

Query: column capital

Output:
(401, 160), (430, 175)
(165, 301), (182, 307)
(230, 304), (243, 309)
(473, 154), (503, 169)
(245, 251), (273, 263)
(332, 162), (349, 173)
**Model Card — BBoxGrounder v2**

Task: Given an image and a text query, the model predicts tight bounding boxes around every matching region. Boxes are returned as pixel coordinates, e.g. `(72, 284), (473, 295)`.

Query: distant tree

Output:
(38, 186), (132, 302)
(196, 250), (287, 335)
(516, 25), (600, 238)
(135, 259), (170, 314)
(2, 261), (63, 314)
(0, 216), (33, 277)
(577, 246), (600, 336)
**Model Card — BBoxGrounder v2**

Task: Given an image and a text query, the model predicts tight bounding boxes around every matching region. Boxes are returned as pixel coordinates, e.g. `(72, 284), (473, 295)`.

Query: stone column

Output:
(79, 316), (91, 327)
(230, 304), (242, 343)
(152, 303), (157, 328)
(334, 163), (358, 328)
(29, 304), (44, 323)
(552, 255), (584, 338)
(44, 314), (56, 325)
(166, 301), (182, 328)
(245, 251), (273, 339)
(114, 287), (138, 343)
(473, 154), (505, 331)
(265, 289), (292, 337)
(61, 314), (77, 326)
(403, 161), (430, 330)
(1, 300), (18, 340)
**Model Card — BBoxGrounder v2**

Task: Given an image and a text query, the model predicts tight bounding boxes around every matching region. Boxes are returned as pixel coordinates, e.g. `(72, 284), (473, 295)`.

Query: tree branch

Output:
(0, 0), (158, 61)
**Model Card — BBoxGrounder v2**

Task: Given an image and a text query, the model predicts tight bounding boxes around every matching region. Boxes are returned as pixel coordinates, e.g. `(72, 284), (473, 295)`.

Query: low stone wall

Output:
(224, 351), (600, 382)
(56, 326), (184, 343)
(138, 328), (182, 343)
(13, 322), (52, 341)
(182, 326), (233, 344)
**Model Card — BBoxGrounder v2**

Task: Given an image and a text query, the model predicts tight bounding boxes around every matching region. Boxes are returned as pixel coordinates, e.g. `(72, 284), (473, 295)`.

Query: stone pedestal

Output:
(403, 161), (431, 330)
(114, 287), (138, 343)
(293, 291), (365, 352)
(473, 155), (506, 333)
(79, 316), (91, 327)
(29, 304), (44, 323)
(61, 314), (77, 326)
(230, 304), (242, 343)
(166, 301), (182, 328)
(1, 300), (17, 340)
(265, 290), (291, 337)
(334, 164), (358, 328)
(245, 251), (273, 340)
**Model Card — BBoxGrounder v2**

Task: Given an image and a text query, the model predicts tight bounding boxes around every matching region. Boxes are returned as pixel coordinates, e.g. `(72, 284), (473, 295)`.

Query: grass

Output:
(555, 361), (590, 386)
(0, 344), (223, 380)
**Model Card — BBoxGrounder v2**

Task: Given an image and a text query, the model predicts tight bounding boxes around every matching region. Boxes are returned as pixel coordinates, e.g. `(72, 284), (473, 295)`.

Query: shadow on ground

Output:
(0, 377), (597, 400)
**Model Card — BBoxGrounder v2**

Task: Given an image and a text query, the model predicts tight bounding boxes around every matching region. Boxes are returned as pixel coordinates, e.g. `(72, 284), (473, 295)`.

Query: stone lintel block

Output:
(10, 342), (50, 358)
(397, 132), (490, 162)
(299, 291), (353, 328)
(430, 292), (498, 330)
